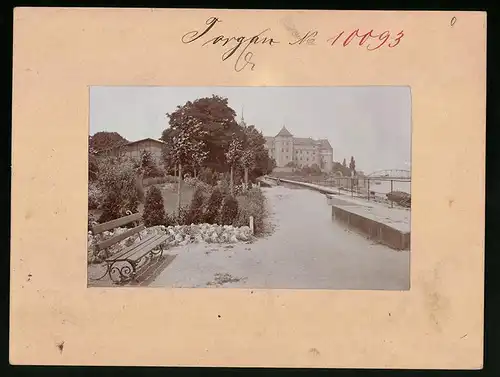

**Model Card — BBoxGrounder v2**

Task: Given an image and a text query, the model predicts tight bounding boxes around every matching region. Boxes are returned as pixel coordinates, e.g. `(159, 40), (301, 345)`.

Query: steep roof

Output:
(293, 137), (315, 145)
(318, 139), (332, 149)
(275, 126), (293, 137)
(96, 138), (166, 154)
(125, 138), (166, 147)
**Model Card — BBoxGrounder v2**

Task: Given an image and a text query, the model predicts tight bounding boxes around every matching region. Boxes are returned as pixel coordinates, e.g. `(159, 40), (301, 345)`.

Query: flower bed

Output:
(88, 223), (253, 264)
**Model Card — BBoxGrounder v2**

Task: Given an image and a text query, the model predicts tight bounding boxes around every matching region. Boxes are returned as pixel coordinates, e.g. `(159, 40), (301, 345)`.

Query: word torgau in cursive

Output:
(181, 17), (280, 72)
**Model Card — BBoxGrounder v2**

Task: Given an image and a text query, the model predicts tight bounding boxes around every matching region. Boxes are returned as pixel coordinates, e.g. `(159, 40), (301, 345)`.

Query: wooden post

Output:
(177, 163), (182, 215)
(390, 179), (394, 208)
(249, 216), (254, 235)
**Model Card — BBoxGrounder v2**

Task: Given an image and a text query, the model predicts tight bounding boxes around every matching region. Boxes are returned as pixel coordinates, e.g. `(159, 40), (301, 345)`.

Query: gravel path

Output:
(150, 186), (410, 290)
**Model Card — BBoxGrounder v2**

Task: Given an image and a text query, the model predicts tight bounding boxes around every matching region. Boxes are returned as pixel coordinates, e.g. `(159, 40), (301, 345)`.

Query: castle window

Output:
(282, 148), (284, 152)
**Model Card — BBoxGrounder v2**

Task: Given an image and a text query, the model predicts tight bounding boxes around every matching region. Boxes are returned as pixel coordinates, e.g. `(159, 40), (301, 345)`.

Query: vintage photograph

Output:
(87, 86), (411, 290)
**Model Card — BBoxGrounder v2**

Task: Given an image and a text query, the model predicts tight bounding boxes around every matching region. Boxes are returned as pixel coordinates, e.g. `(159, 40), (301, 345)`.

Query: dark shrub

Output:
(98, 192), (123, 223)
(204, 188), (223, 224)
(143, 185), (167, 227)
(88, 182), (102, 210)
(88, 153), (99, 182)
(96, 157), (139, 223)
(171, 205), (190, 225)
(185, 186), (206, 224)
(235, 187), (267, 235)
(219, 194), (239, 225)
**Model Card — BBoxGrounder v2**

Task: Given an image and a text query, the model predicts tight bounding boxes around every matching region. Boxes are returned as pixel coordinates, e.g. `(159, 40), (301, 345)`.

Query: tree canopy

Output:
(160, 95), (275, 180)
(89, 131), (128, 153)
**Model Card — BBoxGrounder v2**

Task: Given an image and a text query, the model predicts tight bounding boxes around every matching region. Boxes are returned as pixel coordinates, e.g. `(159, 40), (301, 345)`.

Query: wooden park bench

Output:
(89, 212), (169, 284)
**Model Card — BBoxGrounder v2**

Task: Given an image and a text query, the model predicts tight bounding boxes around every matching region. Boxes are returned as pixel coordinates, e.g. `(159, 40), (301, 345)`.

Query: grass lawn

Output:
(140, 183), (195, 216)
(89, 182), (261, 225)
(89, 183), (196, 222)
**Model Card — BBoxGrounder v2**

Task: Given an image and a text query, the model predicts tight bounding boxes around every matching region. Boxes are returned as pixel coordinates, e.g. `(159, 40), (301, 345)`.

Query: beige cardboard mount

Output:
(11, 8), (486, 368)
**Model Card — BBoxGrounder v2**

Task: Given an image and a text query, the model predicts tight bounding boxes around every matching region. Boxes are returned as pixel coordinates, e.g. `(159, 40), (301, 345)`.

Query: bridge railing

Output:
(273, 175), (411, 208)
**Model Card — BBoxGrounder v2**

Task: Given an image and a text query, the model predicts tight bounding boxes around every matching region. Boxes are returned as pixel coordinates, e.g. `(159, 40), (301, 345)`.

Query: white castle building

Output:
(264, 126), (334, 172)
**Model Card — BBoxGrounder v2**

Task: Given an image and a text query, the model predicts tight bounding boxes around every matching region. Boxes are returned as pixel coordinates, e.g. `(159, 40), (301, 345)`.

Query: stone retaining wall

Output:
(331, 206), (410, 251)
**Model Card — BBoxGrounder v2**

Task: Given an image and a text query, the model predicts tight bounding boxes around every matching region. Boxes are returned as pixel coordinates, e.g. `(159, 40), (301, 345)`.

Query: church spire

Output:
(240, 105), (246, 126)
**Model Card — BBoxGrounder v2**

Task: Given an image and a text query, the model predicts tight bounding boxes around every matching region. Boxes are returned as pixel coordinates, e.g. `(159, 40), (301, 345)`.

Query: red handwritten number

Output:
(328, 29), (403, 50)
(343, 29), (361, 47)
(388, 31), (404, 48)
(358, 30), (376, 46)
(367, 31), (390, 51)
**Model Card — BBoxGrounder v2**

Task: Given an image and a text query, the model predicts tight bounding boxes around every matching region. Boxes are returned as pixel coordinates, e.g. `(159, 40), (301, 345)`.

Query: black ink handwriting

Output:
(182, 17), (279, 72)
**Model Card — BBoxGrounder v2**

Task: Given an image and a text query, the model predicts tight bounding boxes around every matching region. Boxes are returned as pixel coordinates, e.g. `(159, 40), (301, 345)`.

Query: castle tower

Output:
(274, 125), (294, 167)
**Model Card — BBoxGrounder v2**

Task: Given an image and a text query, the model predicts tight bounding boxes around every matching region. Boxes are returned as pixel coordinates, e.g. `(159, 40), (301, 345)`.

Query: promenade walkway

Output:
(150, 185), (410, 290)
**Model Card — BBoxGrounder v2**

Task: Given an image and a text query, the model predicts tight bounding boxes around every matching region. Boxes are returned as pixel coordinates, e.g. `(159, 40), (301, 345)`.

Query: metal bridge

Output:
(366, 169), (411, 179)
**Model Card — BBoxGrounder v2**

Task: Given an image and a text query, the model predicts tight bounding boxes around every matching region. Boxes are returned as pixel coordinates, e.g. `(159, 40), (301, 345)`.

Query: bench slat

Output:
(96, 224), (145, 251)
(92, 213), (142, 234)
(126, 235), (170, 262)
(106, 233), (161, 261)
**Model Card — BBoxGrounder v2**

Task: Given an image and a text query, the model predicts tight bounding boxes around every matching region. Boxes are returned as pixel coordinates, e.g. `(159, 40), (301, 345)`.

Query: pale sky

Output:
(90, 86), (411, 174)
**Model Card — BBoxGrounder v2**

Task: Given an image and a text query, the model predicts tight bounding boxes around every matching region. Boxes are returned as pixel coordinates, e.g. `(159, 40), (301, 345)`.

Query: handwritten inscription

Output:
(181, 17), (405, 72)
(182, 17), (279, 72)
(326, 29), (404, 50)
(289, 30), (318, 45)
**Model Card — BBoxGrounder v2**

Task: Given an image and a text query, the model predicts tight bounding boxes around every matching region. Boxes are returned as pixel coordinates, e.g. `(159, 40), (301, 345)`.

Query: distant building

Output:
(96, 138), (166, 165)
(264, 126), (334, 172)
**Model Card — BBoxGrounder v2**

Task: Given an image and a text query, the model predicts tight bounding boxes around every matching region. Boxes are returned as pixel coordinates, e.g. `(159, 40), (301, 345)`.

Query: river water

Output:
(367, 180), (411, 195)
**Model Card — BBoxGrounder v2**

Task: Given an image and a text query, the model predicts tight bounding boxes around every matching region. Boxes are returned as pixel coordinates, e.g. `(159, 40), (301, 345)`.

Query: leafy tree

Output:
(162, 95), (242, 170)
(161, 96), (275, 182)
(349, 156), (356, 175)
(239, 124), (264, 189)
(240, 149), (255, 189)
(240, 124), (274, 181)
(143, 185), (167, 227)
(191, 139), (209, 178)
(89, 131), (128, 152)
(168, 122), (208, 215)
(161, 143), (175, 176)
(225, 136), (243, 195)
